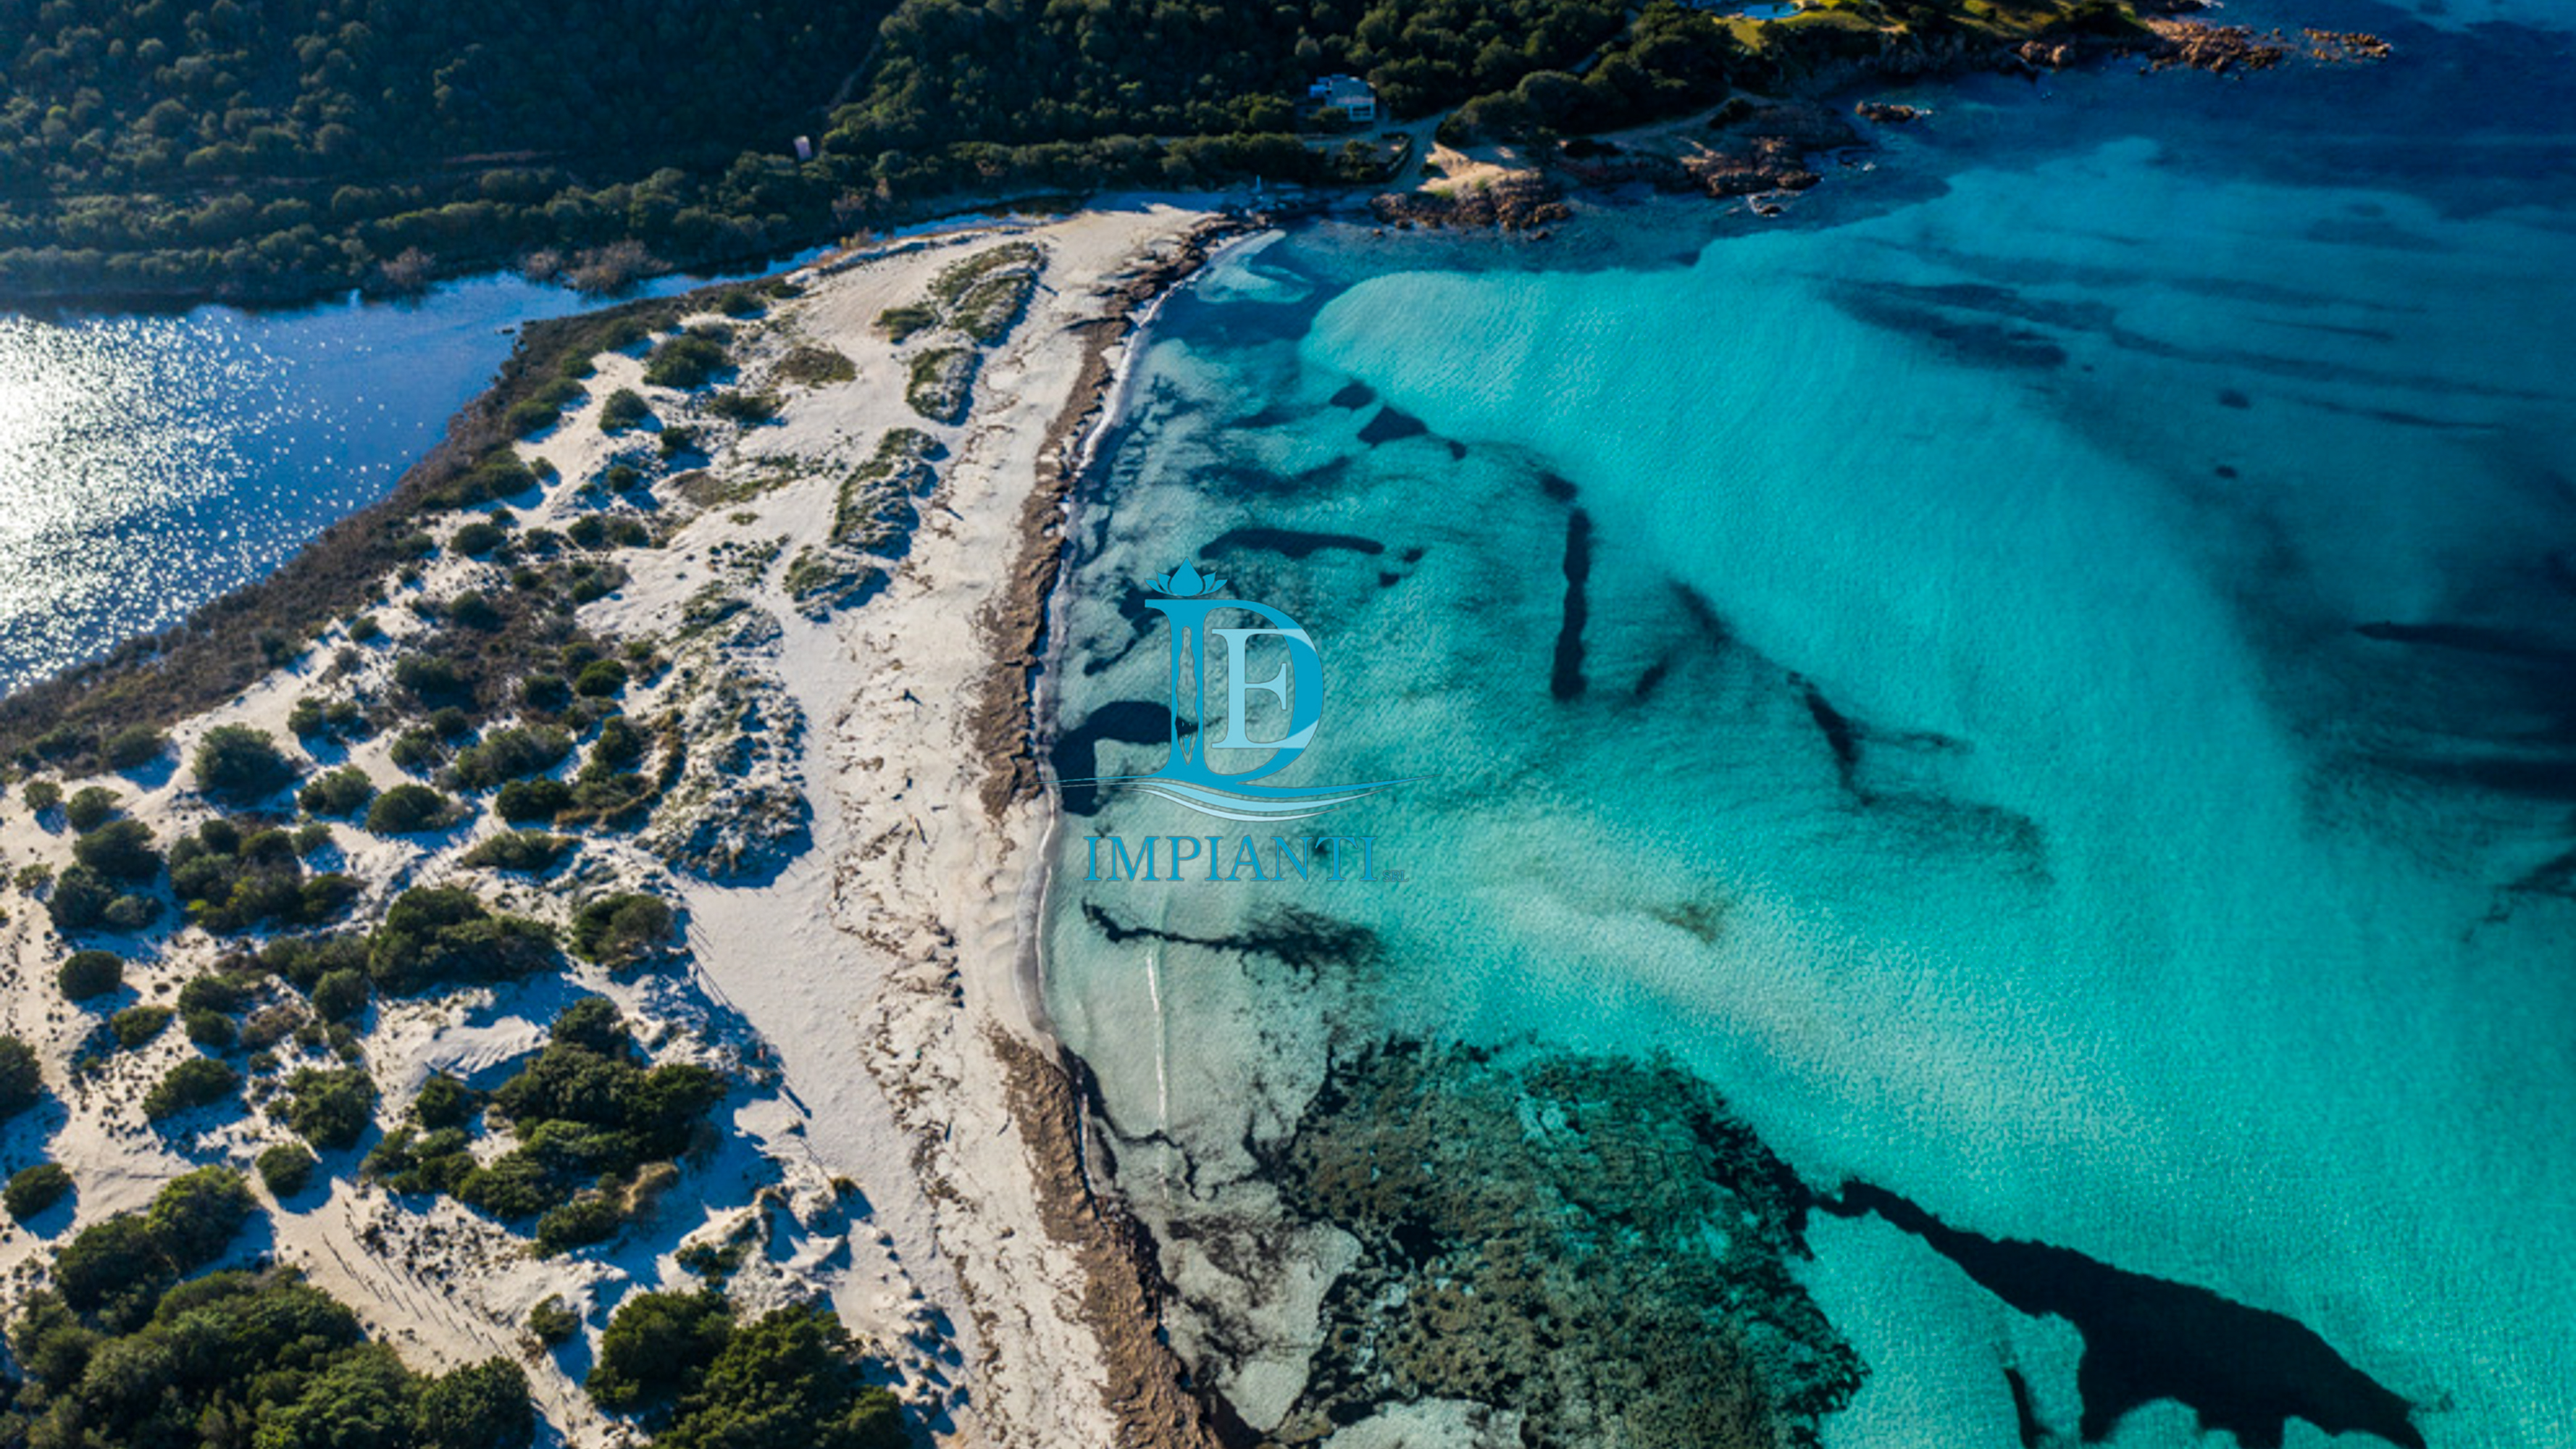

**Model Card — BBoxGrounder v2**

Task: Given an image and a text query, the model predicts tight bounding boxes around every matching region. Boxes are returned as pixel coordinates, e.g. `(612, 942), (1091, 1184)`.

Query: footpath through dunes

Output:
(0, 200), (1241, 1448)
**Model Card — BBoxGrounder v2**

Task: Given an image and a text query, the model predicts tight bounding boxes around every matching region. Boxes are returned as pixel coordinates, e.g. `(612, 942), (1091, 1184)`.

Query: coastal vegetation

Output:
(588, 1293), (906, 1448)
(364, 997), (724, 1255)
(4, 1262), (532, 1449)
(0, 0), (2151, 307)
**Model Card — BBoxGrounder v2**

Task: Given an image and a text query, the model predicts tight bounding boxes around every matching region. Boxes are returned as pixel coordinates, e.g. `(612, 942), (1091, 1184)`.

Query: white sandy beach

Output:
(0, 200), (1228, 1447)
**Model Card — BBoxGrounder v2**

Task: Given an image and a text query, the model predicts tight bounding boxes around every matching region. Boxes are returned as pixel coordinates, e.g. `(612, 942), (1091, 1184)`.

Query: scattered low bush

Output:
(0, 1035), (42, 1119)
(600, 388), (651, 432)
(142, 1056), (241, 1122)
(72, 818), (161, 882)
(64, 785), (120, 831)
(4, 1163), (70, 1221)
(461, 831), (574, 874)
(572, 893), (676, 966)
(111, 1004), (175, 1048)
(643, 331), (729, 389)
(574, 659), (630, 697)
(367, 782), (464, 834)
(299, 764), (378, 817)
(774, 344), (856, 385)
(367, 887), (558, 994)
(57, 951), (124, 1001)
(257, 1142), (318, 1197)
(193, 724), (299, 804)
(280, 1066), (377, 1150)
(103, 724), (168, 769)
(451, 724), (571, 791)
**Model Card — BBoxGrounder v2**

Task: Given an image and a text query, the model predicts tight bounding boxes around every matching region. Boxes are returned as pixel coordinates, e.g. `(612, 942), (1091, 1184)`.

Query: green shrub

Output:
(257, 1142), (319, 1197)
(22, 779), (63, 813)
(396, 653), (472, 706)
(574, 659), (630, 696)
(311, 966), (371, 1022)
(367, 782), (462, 834)
(104, 891), (165, 932)
(72, 818), (160, 882)
(599, 388), (650, 431)
(348, 613), (385, 643)
(4, 1162), (70, 1221)
(874, 303), (938, 341)
(287, 696), (329, 737)
(528, 1295), (581, 1345)
(667, 1303), (906, 1449)
(143, 1057), (241, 1121)
(45, 865), (114, 932)
(299, 764), (377, 817)
(103, 724), (169, 769)
(111, 1004), (175, 1048)
(417, 1356), (537, 1449)
(170, 821), (354, 936)
(643, 332), (729, 389)
(183, 1009), (237, 1049)
(707, 389), (778, 424)
(415, 1073), (478, 1130)
(193, 724), (298, 803)
(451, 725), (572, 791)
(774, 344), (856, 386)
(295, 820), (334, 855)
(367, 887), (558, 993)
(57, 951), (123, 1001)
(584, 717), (648, 780)
(535, 1191), (625, 1254)
(572, 893), (675, 966)
(588, 1296), (902, 1448)
(451, 519), (509, 556)
(281, 1066), (377, 1150)
(495, 777), (574, 824)
(587, 1290), (733, 1411)
(460, 831), (573, 874)
(64, 785), (120, 831)
(390, 727), (444, 773)
(521, 672), (572, 712)
(0, 1035), (42, 1118)
(446, 590), (504, 631)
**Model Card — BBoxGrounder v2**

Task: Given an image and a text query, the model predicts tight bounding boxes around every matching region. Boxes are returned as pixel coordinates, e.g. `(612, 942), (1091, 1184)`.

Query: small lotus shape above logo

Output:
(1147, 561), (1228, 598)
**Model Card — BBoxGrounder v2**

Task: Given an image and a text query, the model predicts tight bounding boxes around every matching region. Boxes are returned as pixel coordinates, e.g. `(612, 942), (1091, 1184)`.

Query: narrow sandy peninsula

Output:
(0, 201), (1239, 1448)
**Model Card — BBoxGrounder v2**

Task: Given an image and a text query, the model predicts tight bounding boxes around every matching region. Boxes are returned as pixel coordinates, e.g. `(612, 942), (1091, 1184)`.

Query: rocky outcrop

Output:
(1369, 172), (1573, 231)
(1261, 1045), (1863, 1448)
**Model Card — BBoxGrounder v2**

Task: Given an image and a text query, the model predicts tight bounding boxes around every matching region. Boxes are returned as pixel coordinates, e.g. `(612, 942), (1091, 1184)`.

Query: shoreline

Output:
(0, 199), (1247, 1448)
(966, 212), (1261, 1449)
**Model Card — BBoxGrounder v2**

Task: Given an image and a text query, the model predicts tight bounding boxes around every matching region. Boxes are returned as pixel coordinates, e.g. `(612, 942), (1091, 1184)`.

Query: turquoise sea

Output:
(1044, 2), (2576, 1445)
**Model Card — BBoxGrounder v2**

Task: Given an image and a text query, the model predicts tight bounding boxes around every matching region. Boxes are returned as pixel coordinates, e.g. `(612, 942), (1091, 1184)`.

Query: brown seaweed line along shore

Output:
(966, 213), (1258, 1449)
(970, 212), (1253, 824)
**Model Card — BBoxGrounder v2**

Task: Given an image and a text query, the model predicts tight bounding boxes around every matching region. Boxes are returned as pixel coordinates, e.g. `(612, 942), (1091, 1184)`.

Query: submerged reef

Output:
(1263, 1043), (1860, 1448)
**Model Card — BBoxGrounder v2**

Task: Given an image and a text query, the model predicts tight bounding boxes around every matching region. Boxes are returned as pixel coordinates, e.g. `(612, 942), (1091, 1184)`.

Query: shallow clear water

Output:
(0, 262), (801, 696)
(1046, 2), (2576, 1444)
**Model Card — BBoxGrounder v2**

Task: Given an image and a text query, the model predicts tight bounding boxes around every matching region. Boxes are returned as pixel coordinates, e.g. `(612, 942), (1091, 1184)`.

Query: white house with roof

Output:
(1307, 74), (1378, 125)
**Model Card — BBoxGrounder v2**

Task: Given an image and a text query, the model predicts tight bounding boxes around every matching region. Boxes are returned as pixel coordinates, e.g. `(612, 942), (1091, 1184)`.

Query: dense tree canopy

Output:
(0, 0), (2070, 304)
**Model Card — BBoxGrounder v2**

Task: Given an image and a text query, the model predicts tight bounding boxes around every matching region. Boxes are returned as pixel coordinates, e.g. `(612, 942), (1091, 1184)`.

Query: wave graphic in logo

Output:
(1063, 558), (1411, 822)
